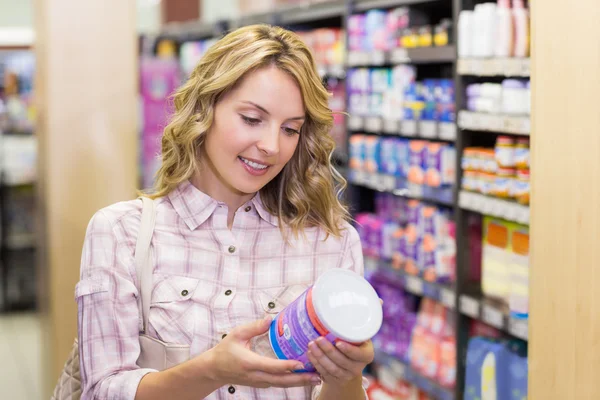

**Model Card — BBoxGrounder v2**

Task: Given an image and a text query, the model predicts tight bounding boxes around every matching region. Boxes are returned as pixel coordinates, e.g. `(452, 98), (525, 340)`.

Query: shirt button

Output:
(181, 290), (189, 297)
(225, 289), (233, 296)
(228, 245), (236, 254)
(222, 333), (227, 339)
(245, 206), (251, 212)
(228, 386), (236, 394)
(268, 301), (276, 309)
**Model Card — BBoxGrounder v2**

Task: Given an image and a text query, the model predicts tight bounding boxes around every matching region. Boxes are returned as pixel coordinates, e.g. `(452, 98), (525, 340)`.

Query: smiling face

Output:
(199, 65), (305, 199)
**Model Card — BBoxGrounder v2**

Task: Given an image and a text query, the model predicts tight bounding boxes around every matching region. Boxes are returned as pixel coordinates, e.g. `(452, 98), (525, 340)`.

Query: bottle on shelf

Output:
(495, 0), (514, 57)
(458, 10), (474, 58)
(512, 0), (530, 57)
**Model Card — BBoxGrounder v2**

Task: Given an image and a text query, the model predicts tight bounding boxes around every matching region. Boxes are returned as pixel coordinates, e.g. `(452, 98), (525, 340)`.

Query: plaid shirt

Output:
(76, 180), (366, 400)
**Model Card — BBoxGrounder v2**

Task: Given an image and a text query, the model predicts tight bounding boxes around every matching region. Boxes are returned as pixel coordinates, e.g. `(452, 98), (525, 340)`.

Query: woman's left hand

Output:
(306, 337), (374, 387)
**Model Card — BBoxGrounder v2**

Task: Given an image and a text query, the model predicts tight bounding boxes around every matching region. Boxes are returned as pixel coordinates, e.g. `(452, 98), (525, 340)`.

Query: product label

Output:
(269, 288), (324, 371)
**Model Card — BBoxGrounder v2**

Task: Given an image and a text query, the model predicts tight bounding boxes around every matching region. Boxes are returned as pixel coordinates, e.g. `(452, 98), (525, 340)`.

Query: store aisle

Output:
(0, 312), (42, 399)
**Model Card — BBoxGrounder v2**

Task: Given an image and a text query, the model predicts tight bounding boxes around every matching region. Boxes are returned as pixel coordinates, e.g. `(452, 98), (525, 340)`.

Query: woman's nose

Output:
(256, 127), (280, 156)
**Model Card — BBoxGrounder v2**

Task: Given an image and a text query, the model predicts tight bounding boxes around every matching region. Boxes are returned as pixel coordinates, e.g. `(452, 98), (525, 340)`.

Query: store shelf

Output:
(457, 58), (530, 77)
(459, 191), (529, 225)
(5, 233), (36, 250)
(354, 0), (440, 12)
(347, 46), (456, 67)
(348, 115), (457, 141)
(365, 257), (456, 309)
(230, 12), (277, 29)
(348, 169), (454, 206)
(458, 110), (530, 136)
(459, 294), (528, 341)
(373, 350), (455, 400)
(160, 20), (224, 40)
(279, 0), (346, 25)
(318, 64), (346, 79)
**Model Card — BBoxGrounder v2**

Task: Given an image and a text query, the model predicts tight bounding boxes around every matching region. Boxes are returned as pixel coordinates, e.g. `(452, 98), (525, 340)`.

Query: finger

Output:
(314, 338), (357, 373)
(308, 341), (353, 380)
(335, 340), (375, 364)
(245, 352), (305, 374)
(251, 371), (321, 388)
(307, 350), (334, 381)
(230, 316), (272, 341)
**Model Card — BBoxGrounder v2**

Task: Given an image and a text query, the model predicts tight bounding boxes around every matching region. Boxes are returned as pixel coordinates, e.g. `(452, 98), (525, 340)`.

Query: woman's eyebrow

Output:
(242, 101), (305, 121)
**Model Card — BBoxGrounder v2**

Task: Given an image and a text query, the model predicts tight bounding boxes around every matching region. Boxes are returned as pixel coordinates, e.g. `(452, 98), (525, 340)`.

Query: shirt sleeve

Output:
(337, 225), (365, 276)
(76, 210), (158, 400)
(312, 228), (370, 399)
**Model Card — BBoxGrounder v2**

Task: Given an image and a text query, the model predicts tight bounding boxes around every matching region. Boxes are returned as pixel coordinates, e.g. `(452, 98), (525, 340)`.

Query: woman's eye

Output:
(241, 115), (261, 126)
(283, 127), (300, 136)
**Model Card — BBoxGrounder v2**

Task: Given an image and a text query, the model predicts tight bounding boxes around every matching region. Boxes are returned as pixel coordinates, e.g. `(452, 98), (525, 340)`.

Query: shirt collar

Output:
(168, 181), (278, 230)
(251, 193), (279, 227)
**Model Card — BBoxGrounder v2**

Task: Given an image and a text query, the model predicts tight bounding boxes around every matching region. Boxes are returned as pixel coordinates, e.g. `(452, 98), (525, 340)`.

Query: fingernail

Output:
(336, 342), (344, 349)
(311, 377), (322, 385)
(294, 363), (305, 371)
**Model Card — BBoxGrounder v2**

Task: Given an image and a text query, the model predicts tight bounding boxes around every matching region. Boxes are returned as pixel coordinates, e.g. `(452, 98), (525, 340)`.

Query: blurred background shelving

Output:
(0, 0), (533, 398)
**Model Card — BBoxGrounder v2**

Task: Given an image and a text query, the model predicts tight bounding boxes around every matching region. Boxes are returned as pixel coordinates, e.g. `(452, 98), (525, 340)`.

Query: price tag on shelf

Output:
(348, 115), (364, 131)
(371, 50), (386, 66)
(381, 174), (396, 191)
(508, 317), (529, 340)
(419, 121), (437, 138)
(383, 118), (399, 134)
(482, 304), (505, 329)
(520, 58), (531, 77)
(401, 120), (418, 136)
(354, 169), (367, 185)
(460, 295), (480, 318)
(365, 116), (383, 132)
(458, 110), (474, 129)
(438, 122), (457, 141)
(406, 183), (424, 198)
(405, 276), (424, 295)
(440, 288), (456, 309)
(374, 174), (389, 191)
(329, 64), (345, 78)
(517, 205), (530, 225)
(503, 58), (521, 76)
(505, 202), (519, 222)
(347, 51), (360, 66)
(389, 48), (409, 64)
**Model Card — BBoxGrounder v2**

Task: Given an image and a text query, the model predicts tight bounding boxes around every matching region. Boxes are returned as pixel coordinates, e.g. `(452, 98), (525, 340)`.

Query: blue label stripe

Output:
(269, 319), (288, 360)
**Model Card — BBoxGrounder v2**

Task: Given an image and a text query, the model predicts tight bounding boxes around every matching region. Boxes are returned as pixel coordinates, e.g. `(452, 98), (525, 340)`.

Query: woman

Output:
(76, 25), (372, 400)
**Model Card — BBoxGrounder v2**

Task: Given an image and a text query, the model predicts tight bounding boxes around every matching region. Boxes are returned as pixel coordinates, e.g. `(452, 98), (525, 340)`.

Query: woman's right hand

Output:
(205, 315), (322, 389)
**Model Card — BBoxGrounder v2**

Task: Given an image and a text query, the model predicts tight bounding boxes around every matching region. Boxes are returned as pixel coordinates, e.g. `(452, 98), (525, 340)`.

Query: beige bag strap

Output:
(135, 196), (156, 334)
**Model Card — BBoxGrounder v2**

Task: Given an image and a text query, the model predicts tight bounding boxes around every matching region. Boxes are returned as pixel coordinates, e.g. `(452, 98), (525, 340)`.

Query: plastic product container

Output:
(269, 269), (383, 372)
(458, 10), (474, 57)
(502, 79), (528, 115)
(514, 169), (530, 204)
(495, 136), (516, 168)
(494, 167), (516, 198)
(514, 138), (530, 169)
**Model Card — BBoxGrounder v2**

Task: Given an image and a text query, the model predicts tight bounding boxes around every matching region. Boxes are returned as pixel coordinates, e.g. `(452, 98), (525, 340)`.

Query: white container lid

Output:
(312, 269), (383, 343)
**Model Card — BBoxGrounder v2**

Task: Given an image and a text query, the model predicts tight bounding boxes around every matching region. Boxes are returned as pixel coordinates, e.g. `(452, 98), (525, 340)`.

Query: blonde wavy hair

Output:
(151, 24), (350, 238)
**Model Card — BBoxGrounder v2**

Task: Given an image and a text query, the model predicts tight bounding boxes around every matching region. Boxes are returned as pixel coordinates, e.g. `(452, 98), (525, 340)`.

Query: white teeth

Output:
(240, 157), (268, 170)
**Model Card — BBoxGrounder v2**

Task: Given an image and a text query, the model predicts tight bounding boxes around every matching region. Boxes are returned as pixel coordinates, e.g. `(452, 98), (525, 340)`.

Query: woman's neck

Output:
(191, 160), (255, 229)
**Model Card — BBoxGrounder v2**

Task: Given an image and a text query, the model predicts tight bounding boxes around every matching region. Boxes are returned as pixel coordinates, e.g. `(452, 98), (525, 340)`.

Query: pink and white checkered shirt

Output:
(76, 180), (366, 400)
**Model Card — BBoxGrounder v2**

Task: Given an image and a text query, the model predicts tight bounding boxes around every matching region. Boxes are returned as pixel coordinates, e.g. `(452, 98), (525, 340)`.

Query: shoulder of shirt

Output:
(339, 220), (360, 246)
(89, 196), (169, 232)
(300, 220), (359, 246)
